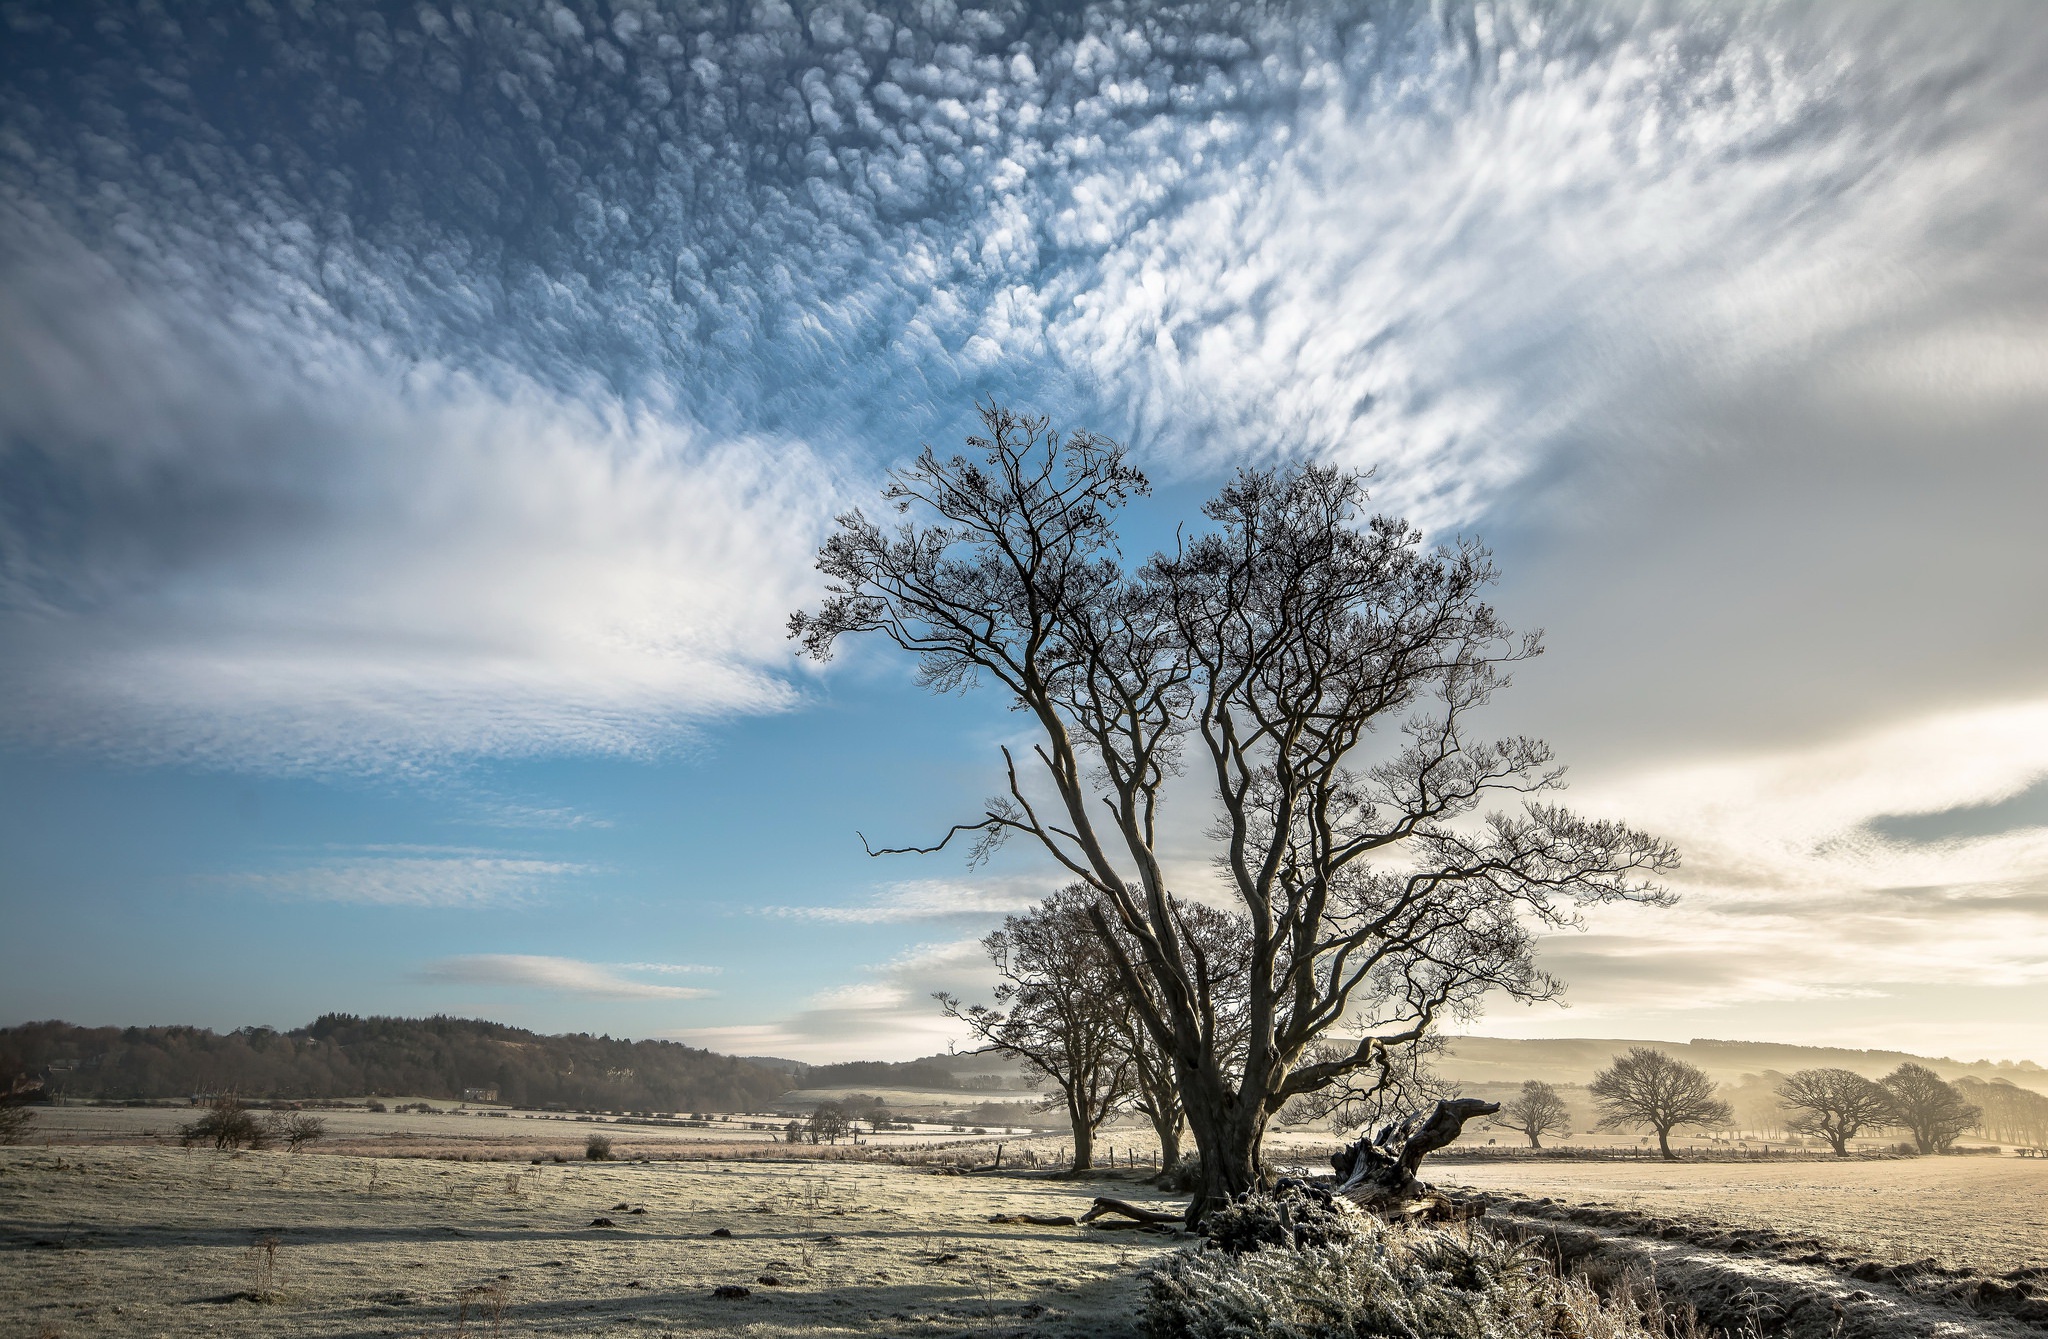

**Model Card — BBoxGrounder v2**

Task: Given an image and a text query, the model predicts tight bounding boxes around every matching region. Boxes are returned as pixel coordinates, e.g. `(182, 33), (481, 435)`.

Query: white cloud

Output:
(758, 877), (1054, 924)
(0, 236), (844, 770)
(225, 847), (583, 909)
(1523, 699), (2048, 1018)
(669, 938), (991, 1062)
(420, 955), (716, 1000)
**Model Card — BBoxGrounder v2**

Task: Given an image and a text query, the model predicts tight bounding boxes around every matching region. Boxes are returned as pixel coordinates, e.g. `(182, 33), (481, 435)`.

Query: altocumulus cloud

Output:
(3, 0), (2044, 773)
(421, 954), (716, 1000)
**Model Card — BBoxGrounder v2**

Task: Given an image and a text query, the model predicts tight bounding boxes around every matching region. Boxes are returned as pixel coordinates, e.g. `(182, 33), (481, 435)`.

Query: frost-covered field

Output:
(1, 1147), (1184, 1337)
(1434, 1155), (2048, 1274)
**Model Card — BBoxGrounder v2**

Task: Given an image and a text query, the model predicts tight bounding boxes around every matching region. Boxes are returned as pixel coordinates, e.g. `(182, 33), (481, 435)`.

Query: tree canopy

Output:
(796, 404), (1678, 1220)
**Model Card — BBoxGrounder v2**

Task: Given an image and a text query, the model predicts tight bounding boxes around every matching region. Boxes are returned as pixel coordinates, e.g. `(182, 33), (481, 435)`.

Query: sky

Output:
(2, 0), (2045, 1064)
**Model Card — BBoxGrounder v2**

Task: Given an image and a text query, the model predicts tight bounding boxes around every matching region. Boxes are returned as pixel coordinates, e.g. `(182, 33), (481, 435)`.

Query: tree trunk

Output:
(1181, 1090), (1264, 1227)
(1152, 1113), (1182, 1173)
(1527, 1131), (1542, 1149)
(1330, 1098), (1500, 1211)
(1068, 1100), (1094, 1172)
(1656, 1127), (1673, 1160)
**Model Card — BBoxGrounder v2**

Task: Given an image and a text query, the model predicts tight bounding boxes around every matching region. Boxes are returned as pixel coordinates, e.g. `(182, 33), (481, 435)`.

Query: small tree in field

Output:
(1590, 1049), (1729, 1159)
(1495, 1080), (1572, 1149)
(939, 886), (1132, 1171)
(180, 1096), (269, 1150)
(807, 1102), (849, 1145)
(1880, 1063), (1979, 1154)
(1776, 1068), (1893, 1156)
(795, 405), (1678, 1222)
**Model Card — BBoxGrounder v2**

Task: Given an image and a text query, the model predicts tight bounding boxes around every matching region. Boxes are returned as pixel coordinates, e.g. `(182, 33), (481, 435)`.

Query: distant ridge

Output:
(1439, 1036), (2048, 1094)
(0, 1016), (790, 1110)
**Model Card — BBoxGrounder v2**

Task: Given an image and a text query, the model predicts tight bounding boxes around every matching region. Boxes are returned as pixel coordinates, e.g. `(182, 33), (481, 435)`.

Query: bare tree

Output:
(0, 1070), (36, 1146)
(1494, 1080), (1572, 1149)
(179, 1095), (270, 1151)
(273, 1111), (327, 1152)
(795, 405), (1678, 1221)
(1775, 1068), (1893, 1156)
(1880, 1064), (1979, 1154)
(938, 886), (1132, 1171)
(1590, 1048), (1730, 1160)
(807, 1103), (849, 1145)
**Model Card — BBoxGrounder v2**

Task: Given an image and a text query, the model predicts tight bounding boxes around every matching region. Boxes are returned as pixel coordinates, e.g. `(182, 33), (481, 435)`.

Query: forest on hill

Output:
(0, 1015), (792, 1111)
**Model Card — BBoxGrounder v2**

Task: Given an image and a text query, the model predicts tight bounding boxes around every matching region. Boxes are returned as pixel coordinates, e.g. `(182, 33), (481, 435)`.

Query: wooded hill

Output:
(0, 1016), (791, 1111)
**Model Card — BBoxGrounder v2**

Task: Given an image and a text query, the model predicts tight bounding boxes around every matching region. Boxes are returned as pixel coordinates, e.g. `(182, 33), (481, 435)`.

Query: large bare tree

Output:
(938, 886), (1132, 1172)
(794, 405), (1678, 1221)
(1776, 1068), (1893, 1156)
(1590, 1048), (1731, 1159)
(1880, 1063), (1980, 1155)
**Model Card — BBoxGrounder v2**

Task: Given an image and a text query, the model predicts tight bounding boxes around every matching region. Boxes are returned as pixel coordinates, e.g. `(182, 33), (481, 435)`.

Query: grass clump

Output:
(1145, 1189), (1669, 1339)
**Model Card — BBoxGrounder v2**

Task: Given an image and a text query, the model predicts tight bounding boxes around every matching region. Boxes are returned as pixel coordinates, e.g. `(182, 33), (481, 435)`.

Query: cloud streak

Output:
(225, 846), (585, 909)
(420, 954), (715, 1000)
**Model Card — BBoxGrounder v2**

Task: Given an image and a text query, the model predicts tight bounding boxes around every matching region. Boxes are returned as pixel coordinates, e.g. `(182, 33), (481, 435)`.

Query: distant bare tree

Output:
(0, 1070), (36, 1146)
(1590, 1048), (1730, 1159)
(268, 1111), (326, 1151)
(1776, 1068), (1893, 1156)
(806, 1103), (849, 1145)
(1956, 1076), (2048, 1149)
(179, 1095), (270, 1150)
(938, 886), (1133, 1171)
(797, 405), (1679, 1221)
(1880, 1064), (1979, 1154)
(1495, 1080), (1573, 1149)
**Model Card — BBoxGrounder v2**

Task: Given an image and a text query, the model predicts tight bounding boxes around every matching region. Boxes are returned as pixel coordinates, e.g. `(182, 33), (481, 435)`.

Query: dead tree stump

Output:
(1330, 1097), (1499, 1215)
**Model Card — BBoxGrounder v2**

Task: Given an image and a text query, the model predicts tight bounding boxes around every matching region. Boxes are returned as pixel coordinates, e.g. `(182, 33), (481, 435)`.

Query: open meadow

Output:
(1434, 1154), (2048, 1276)
(0, 1146), (1186, 1339)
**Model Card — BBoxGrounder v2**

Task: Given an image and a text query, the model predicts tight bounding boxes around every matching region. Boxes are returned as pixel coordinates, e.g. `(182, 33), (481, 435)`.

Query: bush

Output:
(1144, 1196), (1667, 1339)
(1201, 1185), (1362, 1254)
(179, 1096), (269, 1150)
(1158, 1153), (1202, 1193)
(585, 1133), (613, 1161)
(0, 1102), (34, 1145)
(277, 1112), (326, 1151)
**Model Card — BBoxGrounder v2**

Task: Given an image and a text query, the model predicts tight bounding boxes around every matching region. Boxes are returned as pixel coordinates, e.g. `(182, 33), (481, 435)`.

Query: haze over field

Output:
(3, 0), (2046, 1064)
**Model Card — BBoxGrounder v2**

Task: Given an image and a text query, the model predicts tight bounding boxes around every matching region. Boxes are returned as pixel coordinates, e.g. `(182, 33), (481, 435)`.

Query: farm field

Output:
(1434, 1154), (2048, 1275)
(0, 1147), (1184, 1338)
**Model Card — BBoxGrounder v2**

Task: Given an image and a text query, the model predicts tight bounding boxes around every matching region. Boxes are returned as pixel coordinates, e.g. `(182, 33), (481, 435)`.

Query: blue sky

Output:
(3, 0), (2046, 1061)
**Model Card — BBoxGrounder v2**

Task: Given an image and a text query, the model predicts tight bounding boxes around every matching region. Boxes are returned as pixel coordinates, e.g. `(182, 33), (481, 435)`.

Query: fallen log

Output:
(985, 1196), (1188, 1231)
(1331, 1097), (1500, 1215)
(1078, 1196), (1184, 1227)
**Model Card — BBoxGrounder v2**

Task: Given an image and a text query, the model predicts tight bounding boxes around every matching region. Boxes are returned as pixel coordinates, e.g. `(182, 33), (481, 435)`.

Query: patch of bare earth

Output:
(0, 1147), (1184, 1338)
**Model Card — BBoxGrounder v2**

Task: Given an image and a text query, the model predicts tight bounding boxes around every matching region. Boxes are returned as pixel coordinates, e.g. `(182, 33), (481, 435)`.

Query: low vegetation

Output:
(1144, 1188), (1667, 1339)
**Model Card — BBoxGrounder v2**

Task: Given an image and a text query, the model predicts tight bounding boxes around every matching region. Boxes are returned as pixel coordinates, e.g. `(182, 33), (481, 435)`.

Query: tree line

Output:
(0, 1015), (790, 1112)
(1492, 1051), (2013, 1156)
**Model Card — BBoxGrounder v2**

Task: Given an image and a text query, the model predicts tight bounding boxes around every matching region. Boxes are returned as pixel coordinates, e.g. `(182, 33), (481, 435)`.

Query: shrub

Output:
(277, 1113), (326, 1151)
(1144, 1199), (1667, 1339)
(1158, 1152), (1202, 1193)
(0, 1102), (34, 1145)
(1201, 1185), (1362, 1254)
(180, 1096), (270, 1150)
(586, 1133), (614, 1161)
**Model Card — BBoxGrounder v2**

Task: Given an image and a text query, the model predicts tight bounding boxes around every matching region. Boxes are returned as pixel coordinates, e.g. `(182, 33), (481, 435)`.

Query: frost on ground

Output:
(0, 1148), (1184, 1337)
(1433, 1157), (2048, 1276)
